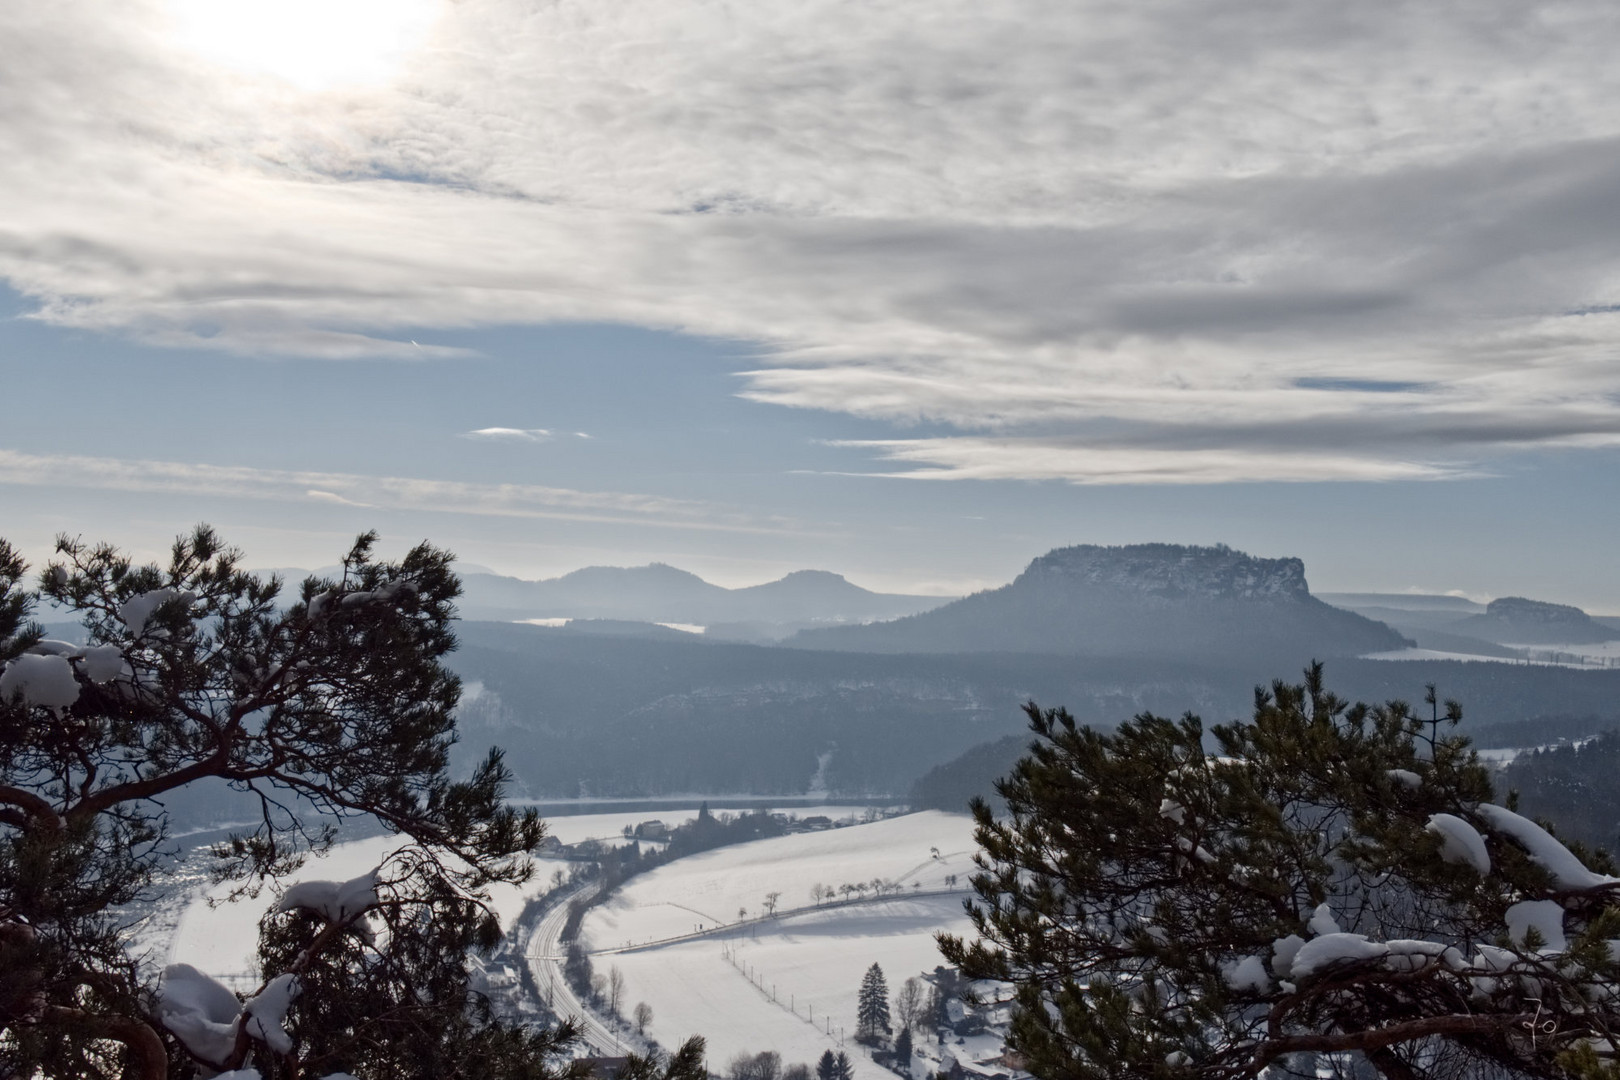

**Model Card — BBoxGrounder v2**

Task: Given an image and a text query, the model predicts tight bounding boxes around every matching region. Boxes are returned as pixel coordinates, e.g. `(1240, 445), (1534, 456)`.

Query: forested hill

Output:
(788, 543), (1408, 664)
(912, 662), (1620, 815)
(447, 619), (1620, 800)
(447, 620), (1256, 797)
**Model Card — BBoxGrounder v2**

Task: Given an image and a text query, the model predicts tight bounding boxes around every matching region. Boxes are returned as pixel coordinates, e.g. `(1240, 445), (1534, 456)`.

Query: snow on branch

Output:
(156, 963), (242, 1066)
(1426, 812), (1490, 874)
(1476, 803), (1620, 890)
(277, 868), (380, 923)
(117, 587), (196, 636)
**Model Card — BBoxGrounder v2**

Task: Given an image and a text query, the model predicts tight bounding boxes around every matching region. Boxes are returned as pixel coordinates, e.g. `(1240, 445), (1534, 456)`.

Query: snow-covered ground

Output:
(154, 805), (877, 986)
(1364, 642), (1620, 668)
(580, 811), (980, 1078)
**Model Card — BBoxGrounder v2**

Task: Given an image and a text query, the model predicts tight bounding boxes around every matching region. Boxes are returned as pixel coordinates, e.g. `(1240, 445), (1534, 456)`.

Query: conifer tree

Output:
(857, 962), (892, 1041)
(0, 528), (705, 1080)
(941, 665), (1620, 1080)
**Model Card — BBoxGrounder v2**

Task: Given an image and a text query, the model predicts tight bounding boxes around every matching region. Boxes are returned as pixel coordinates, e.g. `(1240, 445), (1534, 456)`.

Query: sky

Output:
(4, 0), (1620, 608)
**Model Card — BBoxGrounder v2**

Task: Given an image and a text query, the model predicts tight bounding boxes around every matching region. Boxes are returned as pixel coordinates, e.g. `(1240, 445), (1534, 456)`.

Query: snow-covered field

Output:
(580, 811), (980, 1078)
(1365, 642), (1620, 668)
(154, 805), (877, 984)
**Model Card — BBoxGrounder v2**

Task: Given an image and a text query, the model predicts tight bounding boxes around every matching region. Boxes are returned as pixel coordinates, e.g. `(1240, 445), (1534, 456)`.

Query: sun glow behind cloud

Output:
(165, 0), (442, 91)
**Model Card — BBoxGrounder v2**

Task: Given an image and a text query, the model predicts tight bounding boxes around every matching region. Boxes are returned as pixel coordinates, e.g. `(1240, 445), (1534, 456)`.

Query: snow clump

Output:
(157, 964), (241, 1065)
(79, 643), (125, 684)
(1222, 954), (1270, 992)
(278, 868), (379, 923)
(1386, 769), (1422, 789)
(1476, 803), (1620, 890)
(1383, 939), (1457, 973)
(118, 588), (194, 636)
(1291, 933), (1390, 979)
(1426, 813), (1490, 874)
(1271, 934), (1306, 979)
(1505, 899), (1567, 952)
(1307, 903), (1340, 937)
(242, 973), (300, 1054)
(0, 653), (79, 713)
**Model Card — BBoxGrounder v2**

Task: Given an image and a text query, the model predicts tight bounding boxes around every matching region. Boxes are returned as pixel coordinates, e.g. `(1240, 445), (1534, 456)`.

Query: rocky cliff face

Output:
(1017, 544), (1310, 603)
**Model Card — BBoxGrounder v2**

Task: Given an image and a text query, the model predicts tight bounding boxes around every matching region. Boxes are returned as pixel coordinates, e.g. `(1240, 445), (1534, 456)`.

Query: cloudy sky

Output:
(5, 0), (1620, 606)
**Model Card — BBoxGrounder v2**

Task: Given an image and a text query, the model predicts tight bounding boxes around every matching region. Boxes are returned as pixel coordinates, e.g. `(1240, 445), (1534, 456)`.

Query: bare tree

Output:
(895, 977), (926, 1034)
(634, 1001), (653, 1035)
(764, 890), (781, 916)
(728, 1050), (783, 1080)
(609, 965), (626, 1016)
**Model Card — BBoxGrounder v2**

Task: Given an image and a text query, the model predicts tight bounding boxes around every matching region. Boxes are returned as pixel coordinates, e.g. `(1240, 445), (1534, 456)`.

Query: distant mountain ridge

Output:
(788, 543), (1409, 664)
(1322, 593), (1618, 652)
(452, 562), (948, 630)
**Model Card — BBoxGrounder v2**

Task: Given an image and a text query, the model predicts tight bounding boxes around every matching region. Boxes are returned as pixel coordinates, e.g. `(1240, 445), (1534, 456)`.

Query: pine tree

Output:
(816, 1049), (838, 1080)
(895, 1027), (913, 1064)
(0, 528), (705, 1080)
(833, 1050), (854, 1080)
(941, 664), (1620, 1080)
(857, 962), (892, 1041)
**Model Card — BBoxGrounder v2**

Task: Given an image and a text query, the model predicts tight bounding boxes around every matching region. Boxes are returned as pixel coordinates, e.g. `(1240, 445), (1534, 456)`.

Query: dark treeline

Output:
(1500, 731), (1620, 857)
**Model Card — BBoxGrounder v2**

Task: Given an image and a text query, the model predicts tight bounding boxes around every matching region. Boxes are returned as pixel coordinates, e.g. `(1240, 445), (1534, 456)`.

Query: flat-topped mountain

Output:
(788, 543), (1409, 664)
(454, 562), (946, 628)
(1456, 597), (1619, 646)
(1019, 542), (1310, 602)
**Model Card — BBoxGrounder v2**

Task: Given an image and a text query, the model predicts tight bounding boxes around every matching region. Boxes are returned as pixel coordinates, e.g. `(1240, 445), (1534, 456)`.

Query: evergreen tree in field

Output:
(895, 1027), (913, 1064)
(833, 1050), (854, 1080)
(941, 664), (1620, 1080)
(0, 528), (705, 1080)
(857, 962), (892, 1041)
(816, 1049), (839, 1080)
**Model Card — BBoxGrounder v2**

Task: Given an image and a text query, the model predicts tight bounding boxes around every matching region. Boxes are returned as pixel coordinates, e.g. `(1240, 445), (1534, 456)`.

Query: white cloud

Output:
(461, 427), (553, 442)
(828, 438), (1472, 486)
(305, 488), (373, 507)
(0, 449), (796, 534)
(7, 1), (1620, 482)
